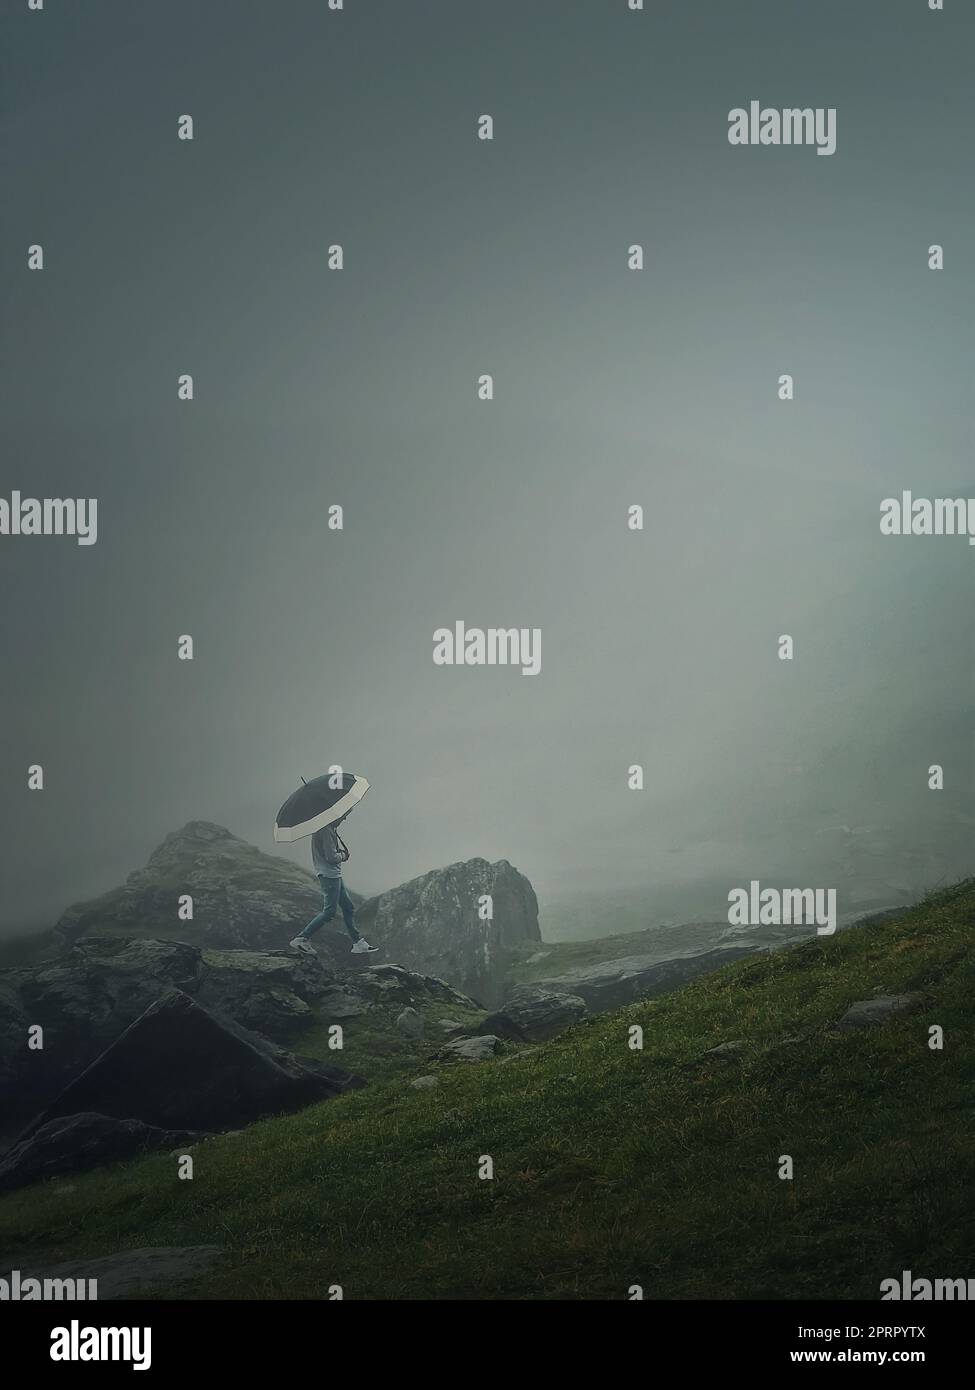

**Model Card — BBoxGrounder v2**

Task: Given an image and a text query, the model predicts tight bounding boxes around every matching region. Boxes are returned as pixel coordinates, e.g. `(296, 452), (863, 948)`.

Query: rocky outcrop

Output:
(395, 1007), (424, 1038)
(20, 991), (365, 1139)
(0, 937), (203, 1132)
(438, 1035), (502, 1063)
(0, 935), (367, 1130)
(525, 945), (758, 1013)
(481, 988), (588, 1041)
(195, 946), (366, 1033)
(51, 826), (542, 1006)
(0, 938), (484, 1131)
(356, 859), (540, 1006)
(53, 821), (350, 960)
(0, 1113), (209, 1194)
(351, 963), (476, 1010)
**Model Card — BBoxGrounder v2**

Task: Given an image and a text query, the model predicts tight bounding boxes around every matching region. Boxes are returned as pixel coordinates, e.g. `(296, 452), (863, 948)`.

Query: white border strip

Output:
(273, 776), (370, 842)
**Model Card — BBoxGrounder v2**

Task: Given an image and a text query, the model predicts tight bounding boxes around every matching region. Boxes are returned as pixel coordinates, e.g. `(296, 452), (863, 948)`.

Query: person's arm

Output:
(321, 826), (345, 866)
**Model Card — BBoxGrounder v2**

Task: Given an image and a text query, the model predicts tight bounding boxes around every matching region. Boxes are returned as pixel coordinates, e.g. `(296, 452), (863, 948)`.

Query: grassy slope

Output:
(0, 881), (972, 1301)
(294, 996), (489, 1087)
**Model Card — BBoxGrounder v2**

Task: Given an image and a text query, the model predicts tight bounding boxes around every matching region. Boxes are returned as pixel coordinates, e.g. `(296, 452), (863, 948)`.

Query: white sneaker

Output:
(290, 936), (317, 956)
(351, 938), (379, 954)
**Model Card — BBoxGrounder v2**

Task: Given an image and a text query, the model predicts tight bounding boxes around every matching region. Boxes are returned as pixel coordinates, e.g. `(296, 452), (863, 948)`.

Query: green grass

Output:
(293, 997), (490, 1086)
(1, 881), (972, 1300)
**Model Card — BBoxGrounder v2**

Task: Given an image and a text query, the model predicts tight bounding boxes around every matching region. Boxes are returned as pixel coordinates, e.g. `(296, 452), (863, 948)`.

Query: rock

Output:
(395, 1007), (424, 1039)
(0, 1113), (209, 1194)
(409, 1075), (438, 1090)
(837, 994), (923, 1030)
(52, 828), (542, 1008)
(0, 1246), (224, 1300)
(317, 989), (368, 1020)
(438, 1035), (502, 1063)
(354, 965), (477, 1010)
(18, 990), (365, 1139)
(0, 937), (205, 1128)
(355, 859), (540, 1006)
(481, 988), (588, 1041)
(529, 945), (758, 1013)
(195, 947), (360, 1037)
(0, 936), (477, 1127)
(525, 951), (552, 964)
(437, 1018), (468, 1034)
(498, 1047), (539, 1064)
(52, 821), (362, 965)
(0, 936), (365, 1127)
(701, 1041), (746, 1058)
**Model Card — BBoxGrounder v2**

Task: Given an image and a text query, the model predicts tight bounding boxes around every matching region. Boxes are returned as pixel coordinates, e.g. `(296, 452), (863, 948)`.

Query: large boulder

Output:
(0, 937), (204, 1131)
(19, 990), (365, 1139)
(355, 859), (540, 1006)
(438, 1035), (502, 1064)
(352, 964), (478, 1010)
(0, 936), (367, 1129)
(0, 1112), (209, 1194)
(194, 947), (366, 1034)
(52, 821), (358, 961)
(481, 988), (589, 1041)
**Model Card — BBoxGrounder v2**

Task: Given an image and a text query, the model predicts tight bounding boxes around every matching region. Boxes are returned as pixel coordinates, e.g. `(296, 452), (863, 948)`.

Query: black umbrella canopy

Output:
(273, 773), (369, 842)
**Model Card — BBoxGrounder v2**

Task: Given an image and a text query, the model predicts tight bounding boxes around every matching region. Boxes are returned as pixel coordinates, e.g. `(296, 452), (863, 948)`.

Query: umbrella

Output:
(273, 772), (370, 842)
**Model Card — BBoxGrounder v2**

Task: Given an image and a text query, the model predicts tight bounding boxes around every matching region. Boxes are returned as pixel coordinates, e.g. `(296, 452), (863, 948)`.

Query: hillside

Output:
(0, 880), (972, 1300)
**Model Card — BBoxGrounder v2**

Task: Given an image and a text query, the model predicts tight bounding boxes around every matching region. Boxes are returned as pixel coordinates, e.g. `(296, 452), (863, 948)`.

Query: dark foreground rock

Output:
(0, 1113), (209, 1194)
(480, 988), (589, 1041)
(0, 936), (368, 1128)
(19, 990), (365, 1140)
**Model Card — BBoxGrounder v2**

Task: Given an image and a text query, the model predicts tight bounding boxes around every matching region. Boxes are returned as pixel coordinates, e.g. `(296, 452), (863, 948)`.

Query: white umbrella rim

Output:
(273, 776), (369, 842)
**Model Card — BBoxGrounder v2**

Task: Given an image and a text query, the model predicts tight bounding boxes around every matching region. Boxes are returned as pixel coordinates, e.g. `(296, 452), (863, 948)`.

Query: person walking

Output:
(290, 815), (378, 955)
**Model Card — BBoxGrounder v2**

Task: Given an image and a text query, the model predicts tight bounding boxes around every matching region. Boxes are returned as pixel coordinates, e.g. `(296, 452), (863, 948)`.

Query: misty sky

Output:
(2, 0), (973, 935)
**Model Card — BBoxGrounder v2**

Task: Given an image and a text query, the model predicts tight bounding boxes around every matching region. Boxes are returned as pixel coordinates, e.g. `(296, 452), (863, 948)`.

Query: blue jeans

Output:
(299, 875), (360, 942)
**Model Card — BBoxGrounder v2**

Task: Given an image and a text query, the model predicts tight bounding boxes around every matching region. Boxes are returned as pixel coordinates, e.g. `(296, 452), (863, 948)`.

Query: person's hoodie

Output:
(311, 823), (347, 878)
